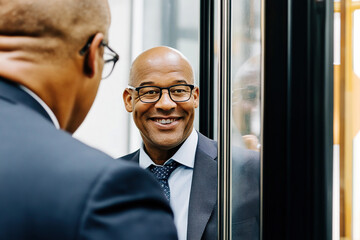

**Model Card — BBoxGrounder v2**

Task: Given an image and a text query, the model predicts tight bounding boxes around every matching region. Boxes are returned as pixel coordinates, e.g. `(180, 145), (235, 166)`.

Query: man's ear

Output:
(123, 88), (134, 112)
(84, 33), (104, 78)
(193, 87), (199, 108)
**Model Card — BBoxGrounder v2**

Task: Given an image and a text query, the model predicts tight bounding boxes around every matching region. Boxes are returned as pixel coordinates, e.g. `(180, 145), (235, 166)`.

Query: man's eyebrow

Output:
(174, 79), (188, 84)
(138, 79), (188, 87)
(139, 81), (155, 86)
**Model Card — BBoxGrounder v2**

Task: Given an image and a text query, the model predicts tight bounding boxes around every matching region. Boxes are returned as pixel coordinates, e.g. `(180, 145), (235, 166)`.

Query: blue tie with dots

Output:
(148, 160), (180, 201)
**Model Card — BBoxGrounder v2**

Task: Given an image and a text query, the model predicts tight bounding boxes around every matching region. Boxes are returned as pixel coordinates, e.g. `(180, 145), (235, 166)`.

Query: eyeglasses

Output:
(79, 36), (119, 79)
(128, 84), (195, 103)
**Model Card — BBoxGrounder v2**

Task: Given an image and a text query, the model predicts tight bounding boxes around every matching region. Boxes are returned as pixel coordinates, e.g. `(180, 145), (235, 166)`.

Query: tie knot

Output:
(148, 160), (179, 180)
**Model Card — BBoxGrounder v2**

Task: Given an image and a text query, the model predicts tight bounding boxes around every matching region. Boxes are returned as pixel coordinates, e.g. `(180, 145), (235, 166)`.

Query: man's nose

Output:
(155, 90), (177, 110)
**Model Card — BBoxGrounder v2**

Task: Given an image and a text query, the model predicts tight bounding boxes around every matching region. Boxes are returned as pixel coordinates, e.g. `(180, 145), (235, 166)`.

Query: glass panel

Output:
(334, 13), (341, 65)
(333, 10), (341, 240)
(353, 133), (360, 240)
(335, 5), (360, 240)
(353, 10), (360, 240)
(354, 10), (360, 78)
(231, 0), (261, 238)
(231, 0), (261, 150)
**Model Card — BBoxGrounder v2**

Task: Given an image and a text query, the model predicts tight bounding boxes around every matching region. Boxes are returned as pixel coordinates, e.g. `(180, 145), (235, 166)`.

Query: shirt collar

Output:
(19, 85), (60, 129)
(139, 128), (198, 169)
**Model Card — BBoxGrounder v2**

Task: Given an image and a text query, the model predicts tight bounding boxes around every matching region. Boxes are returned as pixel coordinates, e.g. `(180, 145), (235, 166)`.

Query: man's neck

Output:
(144, 144), (184, 165)
(19, 85), (60, 129)
(0, 55), (76, 131)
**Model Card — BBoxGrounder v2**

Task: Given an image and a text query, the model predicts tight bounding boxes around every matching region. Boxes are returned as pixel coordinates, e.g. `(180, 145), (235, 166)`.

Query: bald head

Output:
(0, 0), (112, 132)
(0, 0), (110, 56)
(129, 46), (194, 86)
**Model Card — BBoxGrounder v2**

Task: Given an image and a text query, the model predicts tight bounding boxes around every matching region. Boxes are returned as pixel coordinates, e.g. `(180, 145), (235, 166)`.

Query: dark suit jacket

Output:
(0, 79), (178, 240)
(120, 131), (260, 240)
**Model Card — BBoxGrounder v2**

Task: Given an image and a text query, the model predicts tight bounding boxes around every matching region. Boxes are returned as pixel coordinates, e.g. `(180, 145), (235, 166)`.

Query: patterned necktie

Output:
(148, 160), (180, 201)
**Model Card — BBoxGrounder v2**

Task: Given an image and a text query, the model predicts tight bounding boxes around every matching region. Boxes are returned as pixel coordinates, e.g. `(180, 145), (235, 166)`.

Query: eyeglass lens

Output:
(102, 60), (115, 79)
(100, 42), (119, 79)
(138, 85), (193, 103)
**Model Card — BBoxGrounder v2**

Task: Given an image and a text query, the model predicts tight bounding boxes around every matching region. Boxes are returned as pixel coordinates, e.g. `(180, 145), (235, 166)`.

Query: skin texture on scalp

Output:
(124, 46), (199, 164)
(0, 0), (111, 133)
(129, 47), (194, 86)
(0, 0), (110, 55)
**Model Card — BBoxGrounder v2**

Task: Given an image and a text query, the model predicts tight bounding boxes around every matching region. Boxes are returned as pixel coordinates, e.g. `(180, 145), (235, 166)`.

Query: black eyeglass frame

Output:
(79, 36), (119, 79)
(128, 84), (196, 103)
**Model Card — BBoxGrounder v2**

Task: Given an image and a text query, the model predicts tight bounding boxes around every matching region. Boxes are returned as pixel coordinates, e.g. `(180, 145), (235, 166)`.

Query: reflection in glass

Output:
(231, 0), (261, 152)
(232, 56), (261, 151)
(231, 0), (261, 239)
(334, 13), (341, 65)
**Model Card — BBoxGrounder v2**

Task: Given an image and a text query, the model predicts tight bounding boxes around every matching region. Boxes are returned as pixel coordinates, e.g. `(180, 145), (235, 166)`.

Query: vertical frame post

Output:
(217, 0), (232, 239)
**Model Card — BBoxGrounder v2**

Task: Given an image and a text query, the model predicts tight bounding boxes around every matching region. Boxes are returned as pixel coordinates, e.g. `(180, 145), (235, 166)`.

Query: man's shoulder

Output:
(196, 131), (217, 156)
(0, 97), (137, 177)
(119, 149), (140, 162)
(197, 131), (217, 145)
(232, 147), (260, 166)
(196, 131), (260, 174)
(231, 147), (260, 185)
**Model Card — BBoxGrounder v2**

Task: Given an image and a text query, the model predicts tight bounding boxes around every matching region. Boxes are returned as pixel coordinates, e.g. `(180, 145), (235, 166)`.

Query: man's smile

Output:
(150, 117), (182, 125)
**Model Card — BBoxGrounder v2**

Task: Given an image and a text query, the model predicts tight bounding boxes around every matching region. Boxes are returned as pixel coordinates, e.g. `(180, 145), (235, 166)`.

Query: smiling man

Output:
(122, 46), (260, 240)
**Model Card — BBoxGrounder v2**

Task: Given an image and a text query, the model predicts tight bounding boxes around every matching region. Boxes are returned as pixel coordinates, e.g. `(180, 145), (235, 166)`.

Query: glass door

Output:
(212, 0), (334, 239)
(214, 0), (262, 239)
(333, 0), (360, 239)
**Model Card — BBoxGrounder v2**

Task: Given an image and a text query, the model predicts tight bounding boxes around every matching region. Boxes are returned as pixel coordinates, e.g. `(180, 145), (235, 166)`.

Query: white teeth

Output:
(156, 119), (175, 124)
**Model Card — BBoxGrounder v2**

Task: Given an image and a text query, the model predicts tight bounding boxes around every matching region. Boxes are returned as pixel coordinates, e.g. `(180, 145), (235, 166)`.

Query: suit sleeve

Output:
(231, 148), (260, 240)
(77, 161), (178, 240)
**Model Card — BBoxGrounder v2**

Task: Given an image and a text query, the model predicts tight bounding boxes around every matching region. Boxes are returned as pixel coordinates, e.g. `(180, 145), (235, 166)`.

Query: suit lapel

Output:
(121, 150), (140, 164)
(187, 133), (217, 240)
(120, 134), (217, 240)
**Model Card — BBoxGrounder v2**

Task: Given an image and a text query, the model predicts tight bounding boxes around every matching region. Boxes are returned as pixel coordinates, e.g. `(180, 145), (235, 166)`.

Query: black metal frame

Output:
(262, 0), (333, 239)
(199, 0), (215, 139)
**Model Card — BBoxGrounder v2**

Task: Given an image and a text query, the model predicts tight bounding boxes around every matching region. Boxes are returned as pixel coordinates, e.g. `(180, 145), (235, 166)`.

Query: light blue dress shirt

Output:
(139, 129), (198, 240)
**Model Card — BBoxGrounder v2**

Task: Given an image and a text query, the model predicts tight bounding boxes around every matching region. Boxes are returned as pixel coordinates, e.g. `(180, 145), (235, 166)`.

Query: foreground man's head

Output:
(0, 0), (112, 132)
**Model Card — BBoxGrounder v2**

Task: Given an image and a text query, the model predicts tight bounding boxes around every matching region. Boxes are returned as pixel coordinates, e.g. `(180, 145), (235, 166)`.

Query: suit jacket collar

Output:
(122, 132), (217, 240)
(187, 132), (217, 240)
(124, 150), (140, 164)
(0, 78), (52, 124)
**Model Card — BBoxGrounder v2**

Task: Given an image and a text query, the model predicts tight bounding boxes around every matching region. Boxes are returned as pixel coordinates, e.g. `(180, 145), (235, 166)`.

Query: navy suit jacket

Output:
(120, 131), (260, 240)
(0, 79), (178, 240)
